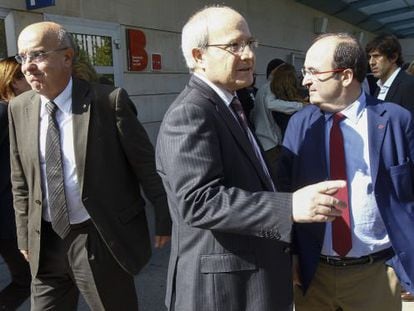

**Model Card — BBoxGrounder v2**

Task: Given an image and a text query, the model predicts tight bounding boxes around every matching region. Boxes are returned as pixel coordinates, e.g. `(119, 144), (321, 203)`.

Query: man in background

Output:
(366, 34), (414, 113)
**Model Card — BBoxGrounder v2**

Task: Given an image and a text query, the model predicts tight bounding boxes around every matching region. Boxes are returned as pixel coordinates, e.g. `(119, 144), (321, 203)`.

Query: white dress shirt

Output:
(321, 91), (391, 257)
(376, 67), (400, 100)
(39, 78), (90, 224)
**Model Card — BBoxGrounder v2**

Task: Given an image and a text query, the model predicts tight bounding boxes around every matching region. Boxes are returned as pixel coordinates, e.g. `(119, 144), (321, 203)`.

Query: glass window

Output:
(71, 33), (115, 85)
(72, 33), (113, 66)
(0, 19), (7, 59)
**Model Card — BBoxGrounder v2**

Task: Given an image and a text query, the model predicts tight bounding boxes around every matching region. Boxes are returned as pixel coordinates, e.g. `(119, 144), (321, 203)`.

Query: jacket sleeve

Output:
(112, 88), (171, 236)
(156, 99), (293, 242)
(8, 103), (29, 250)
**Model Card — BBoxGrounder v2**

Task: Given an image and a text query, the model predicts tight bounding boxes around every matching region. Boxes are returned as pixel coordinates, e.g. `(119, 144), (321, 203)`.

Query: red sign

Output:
(152, 54), (162, 70)
(127, 29), (148, 71)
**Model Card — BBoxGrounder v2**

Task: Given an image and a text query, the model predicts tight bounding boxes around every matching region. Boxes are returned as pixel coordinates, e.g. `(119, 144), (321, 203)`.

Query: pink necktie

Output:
(330, 113), (352, 257)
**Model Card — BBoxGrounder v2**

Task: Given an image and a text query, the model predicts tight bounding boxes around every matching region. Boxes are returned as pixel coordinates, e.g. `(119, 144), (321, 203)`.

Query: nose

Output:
(302, 73), (312, 87)
(368, 56), (375, 66)
(21, 61), (36, 75)
(240, 45), (254, 60)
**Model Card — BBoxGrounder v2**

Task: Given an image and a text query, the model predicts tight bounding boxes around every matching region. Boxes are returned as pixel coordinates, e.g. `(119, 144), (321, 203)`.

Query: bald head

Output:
(310, 33), (367, 83)
(18, 22), (74, 53)
(17, 21), (75, 100)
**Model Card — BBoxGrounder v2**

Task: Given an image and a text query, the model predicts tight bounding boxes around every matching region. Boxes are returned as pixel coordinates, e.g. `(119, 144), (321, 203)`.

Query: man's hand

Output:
(154, 235), (171, 248)
(20, 249), (29, 261)
(292, 180), (347, 223)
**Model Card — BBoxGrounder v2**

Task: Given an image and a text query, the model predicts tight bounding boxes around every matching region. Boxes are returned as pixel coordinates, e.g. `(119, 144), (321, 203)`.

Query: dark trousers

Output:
(31, 220), (138, 311)
(0, 238), (31, 310)
(265, 145), (282, 176)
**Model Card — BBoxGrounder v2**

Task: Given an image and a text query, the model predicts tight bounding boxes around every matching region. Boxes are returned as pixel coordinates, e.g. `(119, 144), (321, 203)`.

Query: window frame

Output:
(44, 14), (123, 86)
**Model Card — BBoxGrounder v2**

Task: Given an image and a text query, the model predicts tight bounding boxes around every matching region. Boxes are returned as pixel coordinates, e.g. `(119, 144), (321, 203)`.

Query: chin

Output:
(236, 79), (253, 90)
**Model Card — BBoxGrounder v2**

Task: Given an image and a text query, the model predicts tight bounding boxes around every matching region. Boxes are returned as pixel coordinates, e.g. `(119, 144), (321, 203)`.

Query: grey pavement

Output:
(0, 242), (170, 311)
(2, 248), (414, 310)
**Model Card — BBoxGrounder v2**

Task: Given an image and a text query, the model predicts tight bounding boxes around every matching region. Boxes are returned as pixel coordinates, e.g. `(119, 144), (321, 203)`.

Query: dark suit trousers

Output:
(31, 220), (138, 311)
(0, 238), (31, 309)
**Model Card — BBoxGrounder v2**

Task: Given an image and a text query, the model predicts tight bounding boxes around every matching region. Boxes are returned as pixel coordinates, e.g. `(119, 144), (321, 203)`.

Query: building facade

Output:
(0, 0), (383, 143)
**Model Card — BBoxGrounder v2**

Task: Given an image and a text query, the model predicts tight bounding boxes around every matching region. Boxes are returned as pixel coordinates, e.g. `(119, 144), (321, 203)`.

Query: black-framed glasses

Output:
(301, 67), (347, 79)
(205, 39), (258, 55)
(15, 47), (69, 64)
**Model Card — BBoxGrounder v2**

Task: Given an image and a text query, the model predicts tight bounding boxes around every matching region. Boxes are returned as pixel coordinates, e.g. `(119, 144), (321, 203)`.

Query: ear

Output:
(64, 48), (75, 67)
(390, 53), (399, 64)
(342, 68), (354, 87)
(192, 47), (205, 69)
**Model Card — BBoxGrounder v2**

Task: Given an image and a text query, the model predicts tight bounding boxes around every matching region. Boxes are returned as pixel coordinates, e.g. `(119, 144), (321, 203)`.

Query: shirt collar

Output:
(324, 89), (366, 125)
(377, 67), (400, 89)
(194, 72), (235, 106)
(40, 78), (73, 114)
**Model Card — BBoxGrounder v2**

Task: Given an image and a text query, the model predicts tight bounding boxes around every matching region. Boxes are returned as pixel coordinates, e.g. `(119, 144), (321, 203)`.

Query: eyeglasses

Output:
(205, 39), (258, 55)
(15, 47), (68, 64)
(301, 67), (347, 79)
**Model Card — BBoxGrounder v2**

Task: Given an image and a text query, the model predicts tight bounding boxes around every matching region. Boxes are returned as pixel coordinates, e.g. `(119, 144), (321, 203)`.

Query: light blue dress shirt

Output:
(321, 91), (391, 257)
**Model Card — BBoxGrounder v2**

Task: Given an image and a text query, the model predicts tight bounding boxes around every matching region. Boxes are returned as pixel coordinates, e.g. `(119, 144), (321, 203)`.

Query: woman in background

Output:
(252, 60), (305, 175)
(269, 62), (308, 137)
(0, 56), (31, 310)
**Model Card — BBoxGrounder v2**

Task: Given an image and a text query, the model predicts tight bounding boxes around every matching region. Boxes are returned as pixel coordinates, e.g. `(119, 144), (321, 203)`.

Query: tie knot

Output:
(46, 101), (58, 116)
(231, 97), (243, 112)
(333, 112), (345, 125)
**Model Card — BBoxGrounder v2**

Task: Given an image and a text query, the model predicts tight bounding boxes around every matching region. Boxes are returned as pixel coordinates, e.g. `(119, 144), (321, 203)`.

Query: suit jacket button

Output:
(283, 246), (291, 253)
(35, 200), (41, 205)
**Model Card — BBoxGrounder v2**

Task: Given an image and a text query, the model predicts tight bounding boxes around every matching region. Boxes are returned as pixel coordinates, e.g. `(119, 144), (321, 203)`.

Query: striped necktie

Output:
(45, 101), (70, 239)
(231, 97), (275, 191)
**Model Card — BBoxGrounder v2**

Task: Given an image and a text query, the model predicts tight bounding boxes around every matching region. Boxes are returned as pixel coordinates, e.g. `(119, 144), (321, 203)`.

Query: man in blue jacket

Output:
(278, 32), (414, 311)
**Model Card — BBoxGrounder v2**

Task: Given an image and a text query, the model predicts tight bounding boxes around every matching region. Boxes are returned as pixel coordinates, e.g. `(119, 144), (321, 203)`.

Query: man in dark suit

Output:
(366, 34), (414, 113)
(367, 33), (414, 302)
(278, 33), (414, 310)
(156, 6), (347, 311)
(9, 21), (171, 310)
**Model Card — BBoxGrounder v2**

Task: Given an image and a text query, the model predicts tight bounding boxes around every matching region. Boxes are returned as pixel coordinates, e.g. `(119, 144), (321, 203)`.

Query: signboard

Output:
(152, 54), (162, 71)
(126, 29), (148, 71)
(26, 0), (55, 10)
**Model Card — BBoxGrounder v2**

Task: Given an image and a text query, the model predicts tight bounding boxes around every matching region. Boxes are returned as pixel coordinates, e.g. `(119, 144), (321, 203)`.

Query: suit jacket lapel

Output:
(25, 94), (41, 182)
(190, 76), (273, 190)
(366, 96), (387, 183)
(71, 78), (91, 194)
(385, 70), (402, 102)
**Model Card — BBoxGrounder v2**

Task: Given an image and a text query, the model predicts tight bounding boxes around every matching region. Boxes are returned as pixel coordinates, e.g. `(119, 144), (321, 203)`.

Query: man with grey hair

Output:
(156, 6), (346, 311)
(9, 21), (171, 310)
